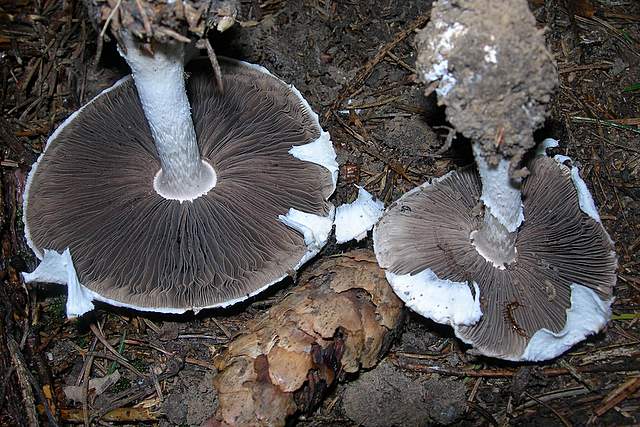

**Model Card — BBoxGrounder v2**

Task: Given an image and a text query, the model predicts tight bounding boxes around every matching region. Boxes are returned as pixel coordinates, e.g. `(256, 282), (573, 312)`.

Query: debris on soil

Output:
(341, 360), (467, 426)
(83, 0), (238, 44)
(206, 250), (404, 427)
(161, 370), (218, 426)
(1, 0), (639, 424)
(63, 370), (121, 403)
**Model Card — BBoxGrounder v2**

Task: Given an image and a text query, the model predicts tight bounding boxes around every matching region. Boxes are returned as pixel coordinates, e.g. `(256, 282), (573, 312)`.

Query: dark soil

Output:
(1, 0), (639, 426)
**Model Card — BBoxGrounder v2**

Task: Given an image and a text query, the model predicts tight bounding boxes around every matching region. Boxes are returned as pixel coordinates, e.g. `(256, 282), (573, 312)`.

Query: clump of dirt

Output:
(383, 115), (440, 161)
(341, 360), (467, 426)
(415, 0), (557, 166)
(161, 370), (218, 426)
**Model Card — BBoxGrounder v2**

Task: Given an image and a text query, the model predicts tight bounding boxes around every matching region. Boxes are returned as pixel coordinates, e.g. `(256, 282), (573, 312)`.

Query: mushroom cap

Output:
(415, 0), (557, 164)
(24, 58), (336, 312)
(373, 155), (617, 361)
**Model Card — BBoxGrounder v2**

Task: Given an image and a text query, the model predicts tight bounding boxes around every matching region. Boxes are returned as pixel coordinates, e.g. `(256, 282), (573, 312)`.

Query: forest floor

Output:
(1, 0), (639, 425)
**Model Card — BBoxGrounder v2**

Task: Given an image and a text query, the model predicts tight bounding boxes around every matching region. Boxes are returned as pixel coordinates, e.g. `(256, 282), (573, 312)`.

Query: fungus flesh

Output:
(23, 57), (337, 316)
(374, 0), (617, 361)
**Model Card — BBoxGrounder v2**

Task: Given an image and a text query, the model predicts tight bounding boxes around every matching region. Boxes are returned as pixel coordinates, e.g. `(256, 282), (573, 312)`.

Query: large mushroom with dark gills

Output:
(22, 2), (337, 316)
(373, 0), (617, 361)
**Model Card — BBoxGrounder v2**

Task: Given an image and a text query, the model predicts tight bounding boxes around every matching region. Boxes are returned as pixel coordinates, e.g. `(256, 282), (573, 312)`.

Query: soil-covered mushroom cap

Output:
(23, 58), (337, 314)
(374, 155), (617, 361)
(415, 0), (557, 164)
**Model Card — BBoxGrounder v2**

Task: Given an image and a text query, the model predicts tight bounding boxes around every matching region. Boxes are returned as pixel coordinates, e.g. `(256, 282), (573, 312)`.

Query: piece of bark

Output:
(206, 250), (405, 427)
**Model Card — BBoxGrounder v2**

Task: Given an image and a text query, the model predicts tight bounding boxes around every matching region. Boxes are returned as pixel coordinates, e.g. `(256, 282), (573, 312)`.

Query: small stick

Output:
(60, 407), (158, 423)
(89, 323), (145, 378)
(594, 376), (640, 417)
(100, 0), (122, 39)
(211, 316), (231, 338)
(205, 38), (224, 94)
(135, 0), (153, 38)
(7, 337), (42, 427)
(523, 391), (572, 427)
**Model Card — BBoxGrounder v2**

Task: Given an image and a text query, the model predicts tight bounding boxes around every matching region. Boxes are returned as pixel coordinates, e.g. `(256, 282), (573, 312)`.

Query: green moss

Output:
(112, 377), (132, 393)
(46, 295), (66, 319)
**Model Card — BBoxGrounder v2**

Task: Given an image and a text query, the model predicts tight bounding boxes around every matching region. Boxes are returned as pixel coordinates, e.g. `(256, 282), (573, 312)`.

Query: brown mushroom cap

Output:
(24, 58), (334, 311)
(374, 155), (616, 360)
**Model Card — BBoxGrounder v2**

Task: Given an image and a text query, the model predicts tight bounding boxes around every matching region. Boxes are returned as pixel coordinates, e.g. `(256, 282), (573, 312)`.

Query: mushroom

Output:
(22, 53), (337, 316)
(373, 0), (617, 361)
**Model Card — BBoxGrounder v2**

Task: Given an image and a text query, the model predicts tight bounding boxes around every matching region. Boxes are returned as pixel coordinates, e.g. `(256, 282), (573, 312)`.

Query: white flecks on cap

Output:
(421, 21), (467, 96)
(473, 143), (524, 232)
(334, 187), (384, 244)
(521, 284), (612, 361)
(483, 45), (498, 63)
(385, 269), (482, 326)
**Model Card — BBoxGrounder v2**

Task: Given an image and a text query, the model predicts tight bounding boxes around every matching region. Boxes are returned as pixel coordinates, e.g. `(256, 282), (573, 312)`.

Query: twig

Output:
(185, 357), (217, 370)
(466, 401), (499, 426)
(60, 407), (159, 423)
(594, 376), (640, 417)
(523, 391), (573, 427)
(393, 357), (640, 378)
(572, 116), (640, 135)
(7, 337), (39, 427)
(100, 0), (122, 39)
(134, 0), (153, 38)
(149, 367), (163, 401)
(559, 360), (596, 391)
(81, 348), (94, 427)
(558, 62), (612, 74)
(341, 96), (400, 110)
(385, 51), (417, 74)
(514, 387), (590, 412)
(205, 38), (224, 94)
(94, 357), (183, 423)
(155, 27), (191, 43)
(84, 352), (145, 378)
(211, 317), (231, 339)
(89, 323), (136, 369)
(8, 337), (60, 427)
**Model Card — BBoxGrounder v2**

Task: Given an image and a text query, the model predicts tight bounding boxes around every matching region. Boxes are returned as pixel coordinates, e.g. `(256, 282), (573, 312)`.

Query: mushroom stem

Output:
(470, 142), (522, 267)
(120, 33), (216, 202)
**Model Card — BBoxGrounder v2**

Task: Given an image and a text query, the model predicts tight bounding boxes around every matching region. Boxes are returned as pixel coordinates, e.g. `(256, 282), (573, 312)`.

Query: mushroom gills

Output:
(23, 58), (337, 315)
(374, 155), (616, 360)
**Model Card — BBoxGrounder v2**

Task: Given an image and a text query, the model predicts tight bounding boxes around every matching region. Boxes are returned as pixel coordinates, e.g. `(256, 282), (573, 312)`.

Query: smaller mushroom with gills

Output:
(373, 0), (617, 361)
(21, 7), (338, 316)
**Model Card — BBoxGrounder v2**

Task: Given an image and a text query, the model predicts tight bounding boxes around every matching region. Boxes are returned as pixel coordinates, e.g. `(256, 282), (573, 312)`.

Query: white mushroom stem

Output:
(470, 142), (523, 268)
(120, 33), (216, 202)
